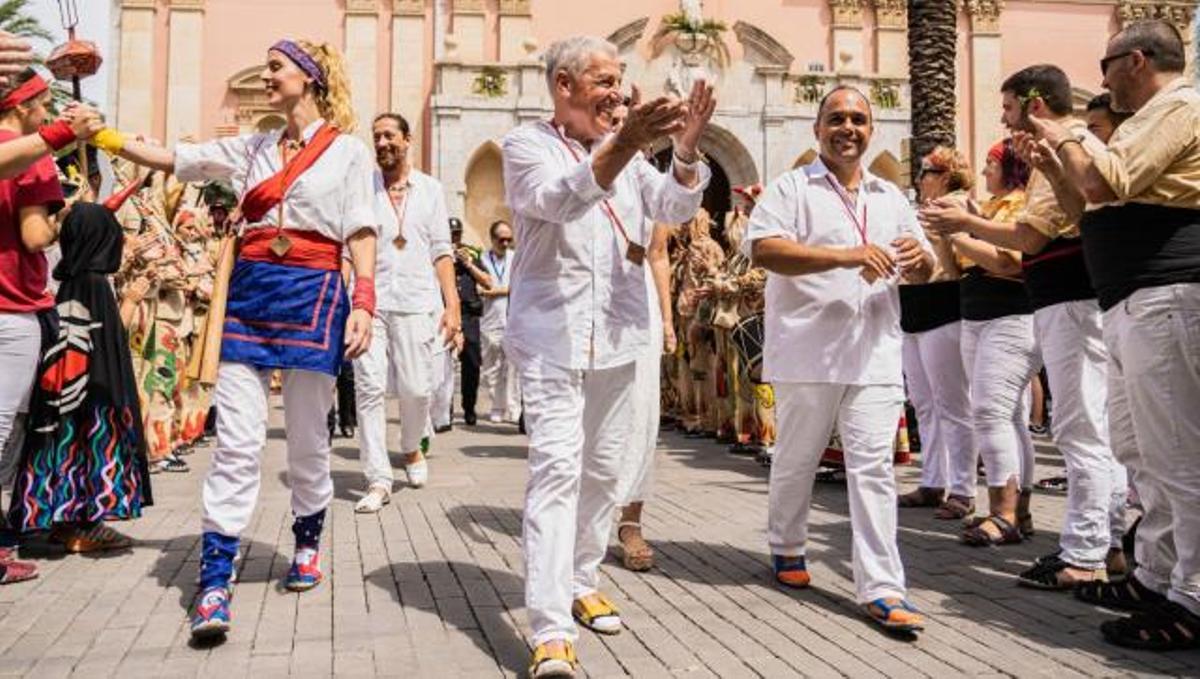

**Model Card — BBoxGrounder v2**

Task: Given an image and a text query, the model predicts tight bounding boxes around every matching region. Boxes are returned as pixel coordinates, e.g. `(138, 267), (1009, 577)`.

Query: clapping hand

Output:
(614, 85), (687, 150)
(918, 198), (972, 235)
(670, 79), (717, 161)
(0, 32), (31, 87)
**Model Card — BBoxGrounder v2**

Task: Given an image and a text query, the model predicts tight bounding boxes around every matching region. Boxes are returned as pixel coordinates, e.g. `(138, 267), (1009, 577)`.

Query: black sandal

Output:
(1018, 555), (1106, 590)
(1075, 575), (1166, 612)
(1100, 602), (1200, 651)
(961, 514), (1022, 547)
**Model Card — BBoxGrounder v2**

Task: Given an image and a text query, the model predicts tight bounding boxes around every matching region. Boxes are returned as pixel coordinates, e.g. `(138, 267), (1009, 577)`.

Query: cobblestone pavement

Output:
(2, 399), (1199, 678)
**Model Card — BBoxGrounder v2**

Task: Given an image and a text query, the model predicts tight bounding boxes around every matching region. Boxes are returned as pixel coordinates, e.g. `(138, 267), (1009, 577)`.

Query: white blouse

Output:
(174, 118), (379, 244)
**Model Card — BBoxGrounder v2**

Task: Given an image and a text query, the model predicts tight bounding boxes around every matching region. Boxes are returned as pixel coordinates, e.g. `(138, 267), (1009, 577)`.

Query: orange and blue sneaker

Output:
(864, 597), (925, 632)
(191, 586), (231, 640)
(284, 546), (323, 592)
(773, 554), (811, 589)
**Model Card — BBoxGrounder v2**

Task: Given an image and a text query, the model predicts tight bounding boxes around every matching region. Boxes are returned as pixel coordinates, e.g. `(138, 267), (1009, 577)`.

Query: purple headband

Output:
(270, 40), (327, 91)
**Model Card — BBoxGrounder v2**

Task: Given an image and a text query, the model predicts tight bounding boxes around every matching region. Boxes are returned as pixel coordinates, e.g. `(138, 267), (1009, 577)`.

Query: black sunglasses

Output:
(1101, 49), (1152, 76)
(497, 237), (513, 244)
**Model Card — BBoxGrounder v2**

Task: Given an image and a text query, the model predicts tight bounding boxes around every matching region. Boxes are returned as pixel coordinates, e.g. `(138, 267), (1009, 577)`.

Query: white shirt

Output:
(745, 158), (930, 387)
(479, 248), (514, 334)
(372, 169), (452, 314)
(175, 118), (378, 243)
(502, 120), (709, 370)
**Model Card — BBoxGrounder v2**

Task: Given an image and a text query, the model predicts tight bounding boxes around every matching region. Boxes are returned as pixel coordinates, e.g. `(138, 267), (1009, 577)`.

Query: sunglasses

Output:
(496, 237), (513, 244)
(1101, 49), (1152, 76)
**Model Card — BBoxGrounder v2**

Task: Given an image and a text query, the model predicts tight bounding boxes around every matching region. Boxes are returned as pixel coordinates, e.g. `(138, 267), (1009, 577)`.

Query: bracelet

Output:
(37, 120), (76, 151)
(673, 148), (699, 168)
(92, 128), (126, 155)
(1054, 137), (1082, 155)
(352, 276), (376, 317)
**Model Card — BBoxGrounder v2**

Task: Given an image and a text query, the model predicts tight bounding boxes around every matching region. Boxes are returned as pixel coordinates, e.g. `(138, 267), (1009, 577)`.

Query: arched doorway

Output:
(650, 147), (732, 247)
(462, 142), (511, 247)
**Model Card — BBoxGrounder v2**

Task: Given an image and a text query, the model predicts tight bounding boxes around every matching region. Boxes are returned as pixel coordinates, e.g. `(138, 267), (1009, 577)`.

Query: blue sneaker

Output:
(284, 547), (323, 592)
(191, 586), (231, 640)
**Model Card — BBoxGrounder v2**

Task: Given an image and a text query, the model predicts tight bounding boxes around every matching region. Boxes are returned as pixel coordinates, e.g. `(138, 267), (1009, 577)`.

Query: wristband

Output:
(352, 276), (376, 317)
(1054, 137), (1082, 156)
(37, 120), (76, 151)
(92, 128), (127, 155)
(673, 148), (699, 168)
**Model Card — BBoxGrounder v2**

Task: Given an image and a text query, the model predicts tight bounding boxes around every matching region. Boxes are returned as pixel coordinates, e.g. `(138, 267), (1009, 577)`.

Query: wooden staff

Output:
(186, 227), (238, 385)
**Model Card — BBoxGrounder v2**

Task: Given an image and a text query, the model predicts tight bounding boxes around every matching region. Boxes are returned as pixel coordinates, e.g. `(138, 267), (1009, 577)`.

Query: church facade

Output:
(109, 0), (1195, 244)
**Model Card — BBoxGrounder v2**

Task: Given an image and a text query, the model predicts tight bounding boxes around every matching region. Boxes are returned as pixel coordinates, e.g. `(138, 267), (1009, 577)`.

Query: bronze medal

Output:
(626, 242), (646, 266)
(393, 235), (407, 250)
(269, 233), (293, 257)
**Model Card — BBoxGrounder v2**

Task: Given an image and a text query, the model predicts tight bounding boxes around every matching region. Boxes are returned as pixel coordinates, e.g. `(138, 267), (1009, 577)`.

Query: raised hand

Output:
(61, 103), (105, 141)
(614, 84), (687, 150)
(671, 79), (717, 160)
(918, 199), (972, 235)
(0, 32), (32, 87)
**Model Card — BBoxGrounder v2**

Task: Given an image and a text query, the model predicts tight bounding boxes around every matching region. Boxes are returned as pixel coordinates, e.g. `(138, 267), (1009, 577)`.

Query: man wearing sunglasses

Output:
(922, 65), (1128, 593)
(1025, 19), (1200, 651)
(479, 219), (520, 425)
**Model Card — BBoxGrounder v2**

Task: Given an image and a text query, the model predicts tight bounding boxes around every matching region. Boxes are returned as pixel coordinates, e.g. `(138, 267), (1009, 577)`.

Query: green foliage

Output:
(0, 0), (54, 43)
(653, 11), (731, 68)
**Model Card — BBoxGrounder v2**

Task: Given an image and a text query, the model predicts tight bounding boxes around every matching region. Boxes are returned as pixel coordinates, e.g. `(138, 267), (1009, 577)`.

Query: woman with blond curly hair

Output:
(97, 39), (379, 641)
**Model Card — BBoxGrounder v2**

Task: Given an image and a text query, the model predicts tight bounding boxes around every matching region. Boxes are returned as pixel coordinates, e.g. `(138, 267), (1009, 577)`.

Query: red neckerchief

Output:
(240, 123), (340, 224)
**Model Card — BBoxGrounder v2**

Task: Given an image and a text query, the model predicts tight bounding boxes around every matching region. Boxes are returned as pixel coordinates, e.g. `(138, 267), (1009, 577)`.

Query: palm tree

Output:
(907, 0), (957, 186)
(0, 0), (53, 43)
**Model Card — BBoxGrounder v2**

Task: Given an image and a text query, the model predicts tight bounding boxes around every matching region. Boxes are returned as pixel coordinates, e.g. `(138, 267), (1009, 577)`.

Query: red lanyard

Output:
(550, 123), (636, 248)
(825, 176), (868, 245)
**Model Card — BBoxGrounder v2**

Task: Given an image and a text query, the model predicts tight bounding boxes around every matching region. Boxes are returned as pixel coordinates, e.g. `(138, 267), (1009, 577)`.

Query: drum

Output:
(730, 312), (764, 382)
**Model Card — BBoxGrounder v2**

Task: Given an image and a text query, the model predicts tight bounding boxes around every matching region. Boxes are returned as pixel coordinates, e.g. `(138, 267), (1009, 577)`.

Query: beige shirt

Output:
(1091, 77), (1200, 209)
(1021, 117), (1096, 238)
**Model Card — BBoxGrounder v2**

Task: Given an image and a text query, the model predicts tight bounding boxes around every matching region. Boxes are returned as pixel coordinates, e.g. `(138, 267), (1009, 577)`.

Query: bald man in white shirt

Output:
(746, 86), (934, 634)
(503, 35), (713, 679)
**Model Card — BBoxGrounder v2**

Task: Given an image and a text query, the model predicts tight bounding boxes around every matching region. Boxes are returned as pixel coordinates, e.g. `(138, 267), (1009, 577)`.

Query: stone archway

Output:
(463, 141), (511, 247)
(698, 124), (759, 191)
(793, 149), (818, 168)
(869, 151), (904, 188)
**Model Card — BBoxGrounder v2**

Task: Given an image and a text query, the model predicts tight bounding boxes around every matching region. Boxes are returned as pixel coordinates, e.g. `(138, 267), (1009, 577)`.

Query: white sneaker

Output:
(354, 485), (391, 513)
(405, 459), (428, 488)
(488, 411), (504, 424)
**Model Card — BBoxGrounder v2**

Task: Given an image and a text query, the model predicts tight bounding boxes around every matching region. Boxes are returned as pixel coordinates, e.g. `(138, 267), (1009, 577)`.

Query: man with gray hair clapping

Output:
(502, 34), (714, 678)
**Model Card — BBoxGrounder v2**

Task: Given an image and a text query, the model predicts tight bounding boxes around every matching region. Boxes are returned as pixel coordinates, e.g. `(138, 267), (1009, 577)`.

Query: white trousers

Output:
(516, 351), (636, 646)
(617, 334), (662, 506)
(902, 322), (974, 496)
(769, 382), (907, 603)
(430, 344), (455, 429)
(0, 313), (39, 486)
(1104, 283), (1200, 616)
(961, 316), (1040, 490)
(202, 362), (334, 536)
(1035, 300), (1125, 568)
(481, 329), (520, 421)
(354, 311), (435, 487)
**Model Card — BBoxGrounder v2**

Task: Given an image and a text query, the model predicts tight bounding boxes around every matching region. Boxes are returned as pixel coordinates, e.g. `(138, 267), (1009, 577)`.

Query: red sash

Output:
(239, 228), (342, 270)
(240, 123), (341, 224)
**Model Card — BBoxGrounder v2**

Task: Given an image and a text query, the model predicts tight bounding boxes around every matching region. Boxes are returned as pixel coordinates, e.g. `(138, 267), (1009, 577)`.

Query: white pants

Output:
(0, 313), (40, 486)
(516, 350), (636, 646)
(902, 322), (974, 496)
(1104, 283), (1200, 616)
(482, 329), (520, 421)
(1035, 300), (1125, 569)
(769, 382), (907, 603)
(961, 316), (1040, 490)
(617, 334), (662, 506)
(202, 362), (334, 537)
(354, 311), (435, 487)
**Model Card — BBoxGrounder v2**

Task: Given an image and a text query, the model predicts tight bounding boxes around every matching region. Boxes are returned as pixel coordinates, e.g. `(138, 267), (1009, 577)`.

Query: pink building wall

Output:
(130, 1), (1147, 153)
